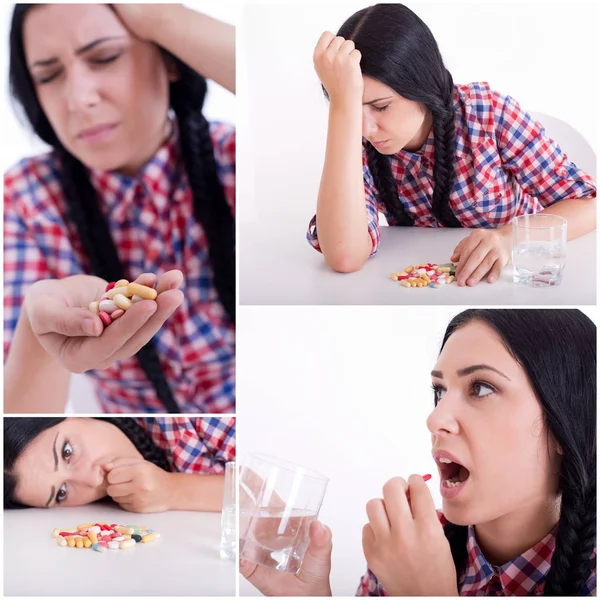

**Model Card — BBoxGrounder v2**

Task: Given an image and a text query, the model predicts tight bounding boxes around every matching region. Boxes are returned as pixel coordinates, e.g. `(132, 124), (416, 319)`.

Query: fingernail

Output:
(83, 318), (97, 335)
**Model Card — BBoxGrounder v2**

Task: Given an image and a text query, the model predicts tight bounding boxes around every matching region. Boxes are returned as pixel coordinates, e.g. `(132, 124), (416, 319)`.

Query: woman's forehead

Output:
(23, 4), (129, 60)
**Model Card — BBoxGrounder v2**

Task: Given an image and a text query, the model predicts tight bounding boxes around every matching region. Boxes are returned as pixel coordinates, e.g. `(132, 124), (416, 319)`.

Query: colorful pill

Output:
(115, 279), (130, 289)
(142, 533), (156, 543)
(98, 311), (112, 326)
(75, 538), (84, 549)
(67, 536), (76, 547)
(127, 282), (157, 300)
(113, 536), (125, 542)
(106, 285), (130, 300)
(83, 538), (92, 548)
(88, 301), (100, 315)
(108, 541), (120, 549)
(113, 294), (132, 310)
(119, 539), (136, 549)
(99, 299), (118, 314)
(88, 531), (98, 544)
(116, 527), (134, 535)
(131, 535), (142, 543)
(110, 309), (125, 320)
(105, 281), (116, 292)
(92, 543), (106, 553)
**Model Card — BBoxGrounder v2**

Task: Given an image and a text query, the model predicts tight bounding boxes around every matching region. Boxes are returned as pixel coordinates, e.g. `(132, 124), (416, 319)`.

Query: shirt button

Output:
(497, 192), (503, 199)
(561, 168), (567, 176)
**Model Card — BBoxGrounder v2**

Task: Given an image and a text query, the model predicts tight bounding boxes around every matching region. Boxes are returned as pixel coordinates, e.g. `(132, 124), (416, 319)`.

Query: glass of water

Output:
(220, 461), (236, 560)
(239, 454), (329, 574)
(512, 214), (567, 286)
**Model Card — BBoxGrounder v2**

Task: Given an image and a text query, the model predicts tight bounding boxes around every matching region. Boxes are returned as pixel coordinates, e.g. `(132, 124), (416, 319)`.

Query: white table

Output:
(240, 226), (596, 305)
(4, 501), (235, 596)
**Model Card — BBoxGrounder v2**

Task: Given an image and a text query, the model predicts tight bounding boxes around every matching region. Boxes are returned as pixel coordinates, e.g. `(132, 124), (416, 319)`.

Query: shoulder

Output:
(208, 121), (235, 156)
(4, 152), (61, 201)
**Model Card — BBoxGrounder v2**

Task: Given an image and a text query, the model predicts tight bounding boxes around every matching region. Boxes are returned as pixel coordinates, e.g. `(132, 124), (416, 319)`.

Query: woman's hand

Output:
(25, 271), (184, 374)
(239, 520), (333, 597)
(113, 4), (183, 42)
(362, 475), (458, 596)
(313, 31), (363, 108)
(103, 457), (173, 513)
(451, 228), (512, 285)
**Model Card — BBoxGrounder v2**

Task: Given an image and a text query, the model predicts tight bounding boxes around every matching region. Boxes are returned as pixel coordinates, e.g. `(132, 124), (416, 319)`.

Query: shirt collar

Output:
(87, 118), (186, 222)
(464, 522), (559, 595)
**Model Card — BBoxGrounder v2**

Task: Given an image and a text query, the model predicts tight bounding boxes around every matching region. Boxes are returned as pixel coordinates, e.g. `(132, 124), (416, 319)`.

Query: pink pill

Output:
(99, 311), (112, 327)
(110, 309), (125, 320)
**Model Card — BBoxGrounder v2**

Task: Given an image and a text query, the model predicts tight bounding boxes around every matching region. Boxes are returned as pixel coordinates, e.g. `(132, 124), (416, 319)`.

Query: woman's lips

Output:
(440, 476), (469, 500)
(372, 139), (389, 149)
(77, 123), (118, 144)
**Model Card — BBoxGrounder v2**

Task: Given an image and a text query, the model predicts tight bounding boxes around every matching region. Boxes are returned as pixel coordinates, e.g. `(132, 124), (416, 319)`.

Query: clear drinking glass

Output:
(512, 214), (567, 286)
(220, 461), (236, 561)
(239, 454), (329, 574)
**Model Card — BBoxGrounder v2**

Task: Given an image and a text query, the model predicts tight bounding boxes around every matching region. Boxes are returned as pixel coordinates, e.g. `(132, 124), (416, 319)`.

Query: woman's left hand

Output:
(451, 228), (512, 286)
(362, 475), (458, 596)
(104, 457), (174, 513)
(113, 4), (182, 42)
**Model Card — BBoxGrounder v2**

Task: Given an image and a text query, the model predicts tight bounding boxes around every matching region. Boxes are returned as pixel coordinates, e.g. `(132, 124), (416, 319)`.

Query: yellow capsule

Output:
(88, 302), (99, 315)
(75, 538), (84, 549)
(77, 523), (93, 531)
(113, 294), (132, 310)
(127, 283), (157, 300)
(88, 531), (98, 544)
(106, 285), (129, 300)
(120, 539), (136, 549)
(115, 279), (130, 289)
(142, 533), (157, 543)
(421, 275), (430, 284)
(404, 265), (414, 273)
(446, 276), (455, 284)
(410, 281), (417, 288)
(83, 538), (92, 548)
(400, 280), (411, 288)
(67, 536), (76, 547)
(116, 526), (134, 535)
(57, 537), (68, 547)
(390, 273), (398, 281)
(439, 267), (451, 273)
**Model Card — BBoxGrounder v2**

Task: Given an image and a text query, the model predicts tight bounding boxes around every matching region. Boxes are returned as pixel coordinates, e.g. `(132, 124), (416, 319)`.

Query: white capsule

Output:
(113, 536), (125, 542)
(108, 541), (120, 549)
(131, 295), (144, 303)
(99, 299), (118, 314)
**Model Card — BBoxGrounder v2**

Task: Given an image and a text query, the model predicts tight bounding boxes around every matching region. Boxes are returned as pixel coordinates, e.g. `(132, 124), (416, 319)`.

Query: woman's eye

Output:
(432, 384), (446, 405)
(56, 484), (67, 504)
(472, 382), (495, 398)
(92, 54), (121, 65)
(62, 441), (73, 460)
(37, 72), (60, 85)
(373, 105), (389, 112)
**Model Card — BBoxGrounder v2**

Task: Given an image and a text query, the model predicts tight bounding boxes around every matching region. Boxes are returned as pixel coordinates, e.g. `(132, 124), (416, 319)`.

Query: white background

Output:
(237, 306), (597, 596)
(1, 1), (236, 411)
(238, 1), (598, 235)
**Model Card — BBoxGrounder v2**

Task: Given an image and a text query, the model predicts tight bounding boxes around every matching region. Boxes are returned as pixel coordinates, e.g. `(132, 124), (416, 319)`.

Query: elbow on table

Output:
(323, 250), (369, 273)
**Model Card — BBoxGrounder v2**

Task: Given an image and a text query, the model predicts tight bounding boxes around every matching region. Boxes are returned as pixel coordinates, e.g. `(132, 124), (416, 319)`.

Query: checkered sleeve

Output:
(138, 417), (235, 474)
(581, 549), (597, 595)
(3, 161), (52, 361)
(492, 90), (596, 206)
(306, 147), (381, 255)
(210, 121), (236, 216)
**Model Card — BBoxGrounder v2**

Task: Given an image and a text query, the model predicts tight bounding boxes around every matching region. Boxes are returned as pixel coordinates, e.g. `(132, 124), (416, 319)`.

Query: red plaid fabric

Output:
(357, 511), (597, 596)
(4, 121), (235, 413)
(135, 417), (235, 474)
(308, 82), (596, 254)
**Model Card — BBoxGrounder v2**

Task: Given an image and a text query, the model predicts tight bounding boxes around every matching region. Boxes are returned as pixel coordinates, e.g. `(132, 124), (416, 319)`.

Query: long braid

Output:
(55, 147), (180, 413)
(443, 521), (469, 589)
(430, 70), (461, 227)
(169, 62), (235, 324)
(96, 417), (172, 472)
(365, 143), (414, 226)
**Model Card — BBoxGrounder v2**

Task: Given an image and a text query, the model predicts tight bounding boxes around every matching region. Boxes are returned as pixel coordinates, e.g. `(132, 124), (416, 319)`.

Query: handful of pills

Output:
(88, 279), (158, 328)
(52, 522), (160, 552)
(390, 263), (457, 289)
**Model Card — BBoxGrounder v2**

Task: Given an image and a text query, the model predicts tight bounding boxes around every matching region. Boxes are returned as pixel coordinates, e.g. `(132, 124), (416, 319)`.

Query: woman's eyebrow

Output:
(29, 35), (126, 68)
(44, 431), (60, 507)
(431, 364), (511, 380)
(363, 96), (393, 105)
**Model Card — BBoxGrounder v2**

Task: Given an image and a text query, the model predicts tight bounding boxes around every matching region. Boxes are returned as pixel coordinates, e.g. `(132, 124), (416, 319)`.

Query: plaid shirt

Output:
(308, 81), (596, 254)
(357, 511), (597, 596)
(135, 417), (235, 474)
(4, 121), (235, 413)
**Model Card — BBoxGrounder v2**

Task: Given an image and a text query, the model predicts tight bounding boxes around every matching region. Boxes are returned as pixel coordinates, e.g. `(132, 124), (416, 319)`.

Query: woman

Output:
(4, 4), (235, 414)
(241, 309), (596, 595)
(307, 4), (596, 280)
(4, 416), (235, 512)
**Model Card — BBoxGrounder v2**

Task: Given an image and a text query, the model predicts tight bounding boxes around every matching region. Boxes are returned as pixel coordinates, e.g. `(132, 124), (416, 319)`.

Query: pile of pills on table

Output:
(51, 522), (160, 553)
(390, 263), (457, 289)
(88, 279), (158, 328)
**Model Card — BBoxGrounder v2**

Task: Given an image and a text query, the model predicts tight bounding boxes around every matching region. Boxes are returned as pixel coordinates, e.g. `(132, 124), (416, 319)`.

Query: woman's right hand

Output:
(25, 270), (184, 373)
(313, 31), (363, 107)
(239, 520), (333, 597)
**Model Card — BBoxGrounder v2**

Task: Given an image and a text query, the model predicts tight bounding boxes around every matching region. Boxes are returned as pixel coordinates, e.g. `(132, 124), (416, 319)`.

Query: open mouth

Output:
(438, 457), (471, 488)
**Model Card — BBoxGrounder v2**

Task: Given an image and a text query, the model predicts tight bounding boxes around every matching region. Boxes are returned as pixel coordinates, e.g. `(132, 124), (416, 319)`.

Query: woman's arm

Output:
(169, 473), (224, 512)
(313, 32), (372, 273)
(115, 4), (235, 94)
(4, 303), (71, 414)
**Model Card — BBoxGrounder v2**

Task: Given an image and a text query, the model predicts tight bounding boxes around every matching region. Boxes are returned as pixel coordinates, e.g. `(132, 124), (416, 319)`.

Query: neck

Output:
(404, 109), (433, 153)
(117, 117), (172, 177)
(474, 495), (561, 566)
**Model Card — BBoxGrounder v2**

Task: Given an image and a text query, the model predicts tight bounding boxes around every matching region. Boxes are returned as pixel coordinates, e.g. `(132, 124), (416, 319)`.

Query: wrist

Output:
(146, 4), (186, 44)
(329, 96), (362, 117)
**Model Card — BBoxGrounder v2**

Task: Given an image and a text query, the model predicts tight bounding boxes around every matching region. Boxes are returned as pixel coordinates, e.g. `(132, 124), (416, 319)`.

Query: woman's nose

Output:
(426, 394), (460, 436)
(362, 109), (377, 138)
(73, 463), (105, 489)
(64, 65), (101, 113)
